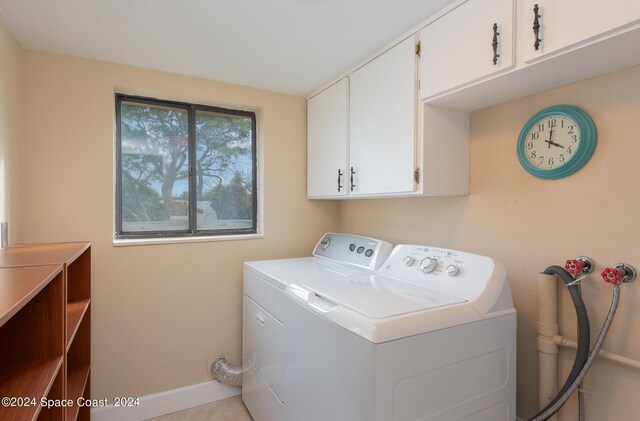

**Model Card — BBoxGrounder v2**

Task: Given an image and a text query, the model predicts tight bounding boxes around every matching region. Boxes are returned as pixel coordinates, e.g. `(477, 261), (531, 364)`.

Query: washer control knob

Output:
(320, 237), (331, 250)
(420, 257), (437, 274)
(349, 243), (356, 252)
(445, 264), (460, 277)
(402, 256), (415, 266)
(365, 249), (374, 258)
(356, 246), (365, 254)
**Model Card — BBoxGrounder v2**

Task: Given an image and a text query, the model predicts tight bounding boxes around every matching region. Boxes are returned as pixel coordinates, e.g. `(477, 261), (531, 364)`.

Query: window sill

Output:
(113, 233), (264, 247)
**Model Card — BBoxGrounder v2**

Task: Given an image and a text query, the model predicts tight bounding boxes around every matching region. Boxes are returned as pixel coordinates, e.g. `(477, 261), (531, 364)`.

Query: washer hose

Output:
(528, 266), (591, 421)
(530, 283), (620, 420)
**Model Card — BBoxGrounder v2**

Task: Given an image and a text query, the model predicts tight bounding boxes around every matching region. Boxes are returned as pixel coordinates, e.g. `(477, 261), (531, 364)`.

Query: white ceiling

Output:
(0, 0), (456, 96)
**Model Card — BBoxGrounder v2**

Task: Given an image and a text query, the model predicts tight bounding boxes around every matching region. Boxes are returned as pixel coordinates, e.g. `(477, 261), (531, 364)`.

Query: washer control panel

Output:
(378, 244), (504, 303)
(393, 246), (464, 277)
(313, 233), (393, 271)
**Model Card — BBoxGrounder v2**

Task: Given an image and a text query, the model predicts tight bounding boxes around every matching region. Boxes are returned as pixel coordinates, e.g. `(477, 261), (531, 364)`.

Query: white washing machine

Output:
(242, 233), (516, 421)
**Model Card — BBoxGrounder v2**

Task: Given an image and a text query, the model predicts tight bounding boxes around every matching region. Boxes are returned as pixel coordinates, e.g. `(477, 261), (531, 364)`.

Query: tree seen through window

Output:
(116, 95), (256, 237)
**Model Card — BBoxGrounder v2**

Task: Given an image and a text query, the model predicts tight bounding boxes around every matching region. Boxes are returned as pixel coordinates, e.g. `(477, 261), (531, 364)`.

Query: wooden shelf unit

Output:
(0, 242), (91, 421)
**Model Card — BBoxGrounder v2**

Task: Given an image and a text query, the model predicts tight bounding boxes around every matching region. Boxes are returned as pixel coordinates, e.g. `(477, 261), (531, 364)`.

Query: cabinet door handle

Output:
(533, 4), (542, 51)
(337, 169), (343, 192)
(492, 23), (500, 65)
(350, 167), (356, 192)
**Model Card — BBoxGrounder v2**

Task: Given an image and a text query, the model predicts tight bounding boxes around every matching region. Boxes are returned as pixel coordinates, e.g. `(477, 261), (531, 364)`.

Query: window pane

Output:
(120, 102), (189, 232)
(195, 110), (254, 231)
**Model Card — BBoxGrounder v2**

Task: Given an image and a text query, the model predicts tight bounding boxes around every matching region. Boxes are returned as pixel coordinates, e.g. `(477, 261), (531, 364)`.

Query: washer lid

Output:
(300, 273), (467, 319)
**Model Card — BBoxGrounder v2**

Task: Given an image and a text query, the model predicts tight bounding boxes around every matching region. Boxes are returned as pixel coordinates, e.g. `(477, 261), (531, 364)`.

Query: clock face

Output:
(523, 115), (580, 170)
(517, 105), (597, 179)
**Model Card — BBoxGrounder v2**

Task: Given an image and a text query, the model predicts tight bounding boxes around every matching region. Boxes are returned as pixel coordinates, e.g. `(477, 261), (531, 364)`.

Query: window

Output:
(115, 94), (257, 239)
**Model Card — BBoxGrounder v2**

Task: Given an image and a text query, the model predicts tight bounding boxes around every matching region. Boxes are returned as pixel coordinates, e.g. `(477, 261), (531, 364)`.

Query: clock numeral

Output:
(568, 125), (574, 134)
(538, 124), (545, 132)
(527, 142), (534, 150)
(571, 134), (578, 143)
(567, 146), (573, 154)
(530, 151), (537, 159)
(547, 119), (557, 129)
(530, 132), (540, 140)
(548, 157), (554, 166)
(539, 156), (545, 165)
(559, 154), (565, 163)
(561, 120), (565, 128)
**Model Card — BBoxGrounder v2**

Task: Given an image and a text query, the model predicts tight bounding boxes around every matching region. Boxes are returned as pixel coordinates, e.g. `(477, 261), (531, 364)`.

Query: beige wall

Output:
(341, 65), (640, 419)
(10, 24), (640, 419)
(0, 18), (22, 238)
(18, 50), (340, 399)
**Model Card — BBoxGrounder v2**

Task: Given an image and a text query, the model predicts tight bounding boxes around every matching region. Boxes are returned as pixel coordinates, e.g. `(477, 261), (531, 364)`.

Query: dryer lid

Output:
(299, 273), (467, 319)
(244, 257), (373, 290)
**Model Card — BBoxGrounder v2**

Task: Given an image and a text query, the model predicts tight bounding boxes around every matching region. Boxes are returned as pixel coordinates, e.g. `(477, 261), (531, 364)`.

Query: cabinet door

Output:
(522, 0), (640, 63)
(349, 36), (417, 196)
(420, 0), (515, 100)
(307, 78), (348, 198)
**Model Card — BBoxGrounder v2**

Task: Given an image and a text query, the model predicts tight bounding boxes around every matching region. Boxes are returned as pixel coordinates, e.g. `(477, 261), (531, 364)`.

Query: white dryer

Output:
(242, 233), (516, 421)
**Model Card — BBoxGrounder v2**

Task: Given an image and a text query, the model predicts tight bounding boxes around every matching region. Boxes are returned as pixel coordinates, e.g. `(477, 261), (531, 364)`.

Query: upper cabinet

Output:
(420, 0), (515, 100)
(307, 78), (349, 198)
(307, 34), (469, 199)
(421, 0), (640, 109)
(349, 37), (417, 196)
(521, 0), (640, 63)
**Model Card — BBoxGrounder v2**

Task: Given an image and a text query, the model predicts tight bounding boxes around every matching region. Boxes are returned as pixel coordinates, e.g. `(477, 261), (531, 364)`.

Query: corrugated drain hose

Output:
(211, 357), (245, 386)
(528, 266), (590, 421)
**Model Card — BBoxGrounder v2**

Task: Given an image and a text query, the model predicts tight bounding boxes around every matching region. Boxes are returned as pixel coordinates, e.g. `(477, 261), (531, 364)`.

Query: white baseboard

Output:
(91, 380), (240, 421)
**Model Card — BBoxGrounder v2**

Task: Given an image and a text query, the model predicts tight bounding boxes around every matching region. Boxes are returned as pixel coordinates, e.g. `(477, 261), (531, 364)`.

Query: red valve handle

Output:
(565, 259), (583, 274)
(601, 267), (622, 285)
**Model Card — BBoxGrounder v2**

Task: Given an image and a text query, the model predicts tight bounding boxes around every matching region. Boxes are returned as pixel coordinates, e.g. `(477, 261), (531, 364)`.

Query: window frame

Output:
(115, 93), (258, 240)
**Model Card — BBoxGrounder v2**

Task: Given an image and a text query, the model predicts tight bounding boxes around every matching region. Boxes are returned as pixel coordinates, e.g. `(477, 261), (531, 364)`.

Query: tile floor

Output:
(147, 396), (253, 421)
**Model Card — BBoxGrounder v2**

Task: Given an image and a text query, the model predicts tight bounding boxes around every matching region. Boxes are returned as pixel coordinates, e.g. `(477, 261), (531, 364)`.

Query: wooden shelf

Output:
(0, 242), (90, 268)
(66, 299), (90, 350)
(0, 266), (64, 327)
(0, 242), (91, 421)
(0, 356), (63, 421)
(66, 365), (90, 421)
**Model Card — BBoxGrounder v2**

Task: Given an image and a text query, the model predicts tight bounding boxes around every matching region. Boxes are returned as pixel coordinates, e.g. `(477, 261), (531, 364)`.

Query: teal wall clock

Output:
(517, 105), (597, 179)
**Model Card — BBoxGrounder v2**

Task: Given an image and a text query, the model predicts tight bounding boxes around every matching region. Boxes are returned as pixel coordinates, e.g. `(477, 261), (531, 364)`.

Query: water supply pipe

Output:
(532, 261), (636, 421)
(537, 272), (559, 421)
(551, 336), (640, 369)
